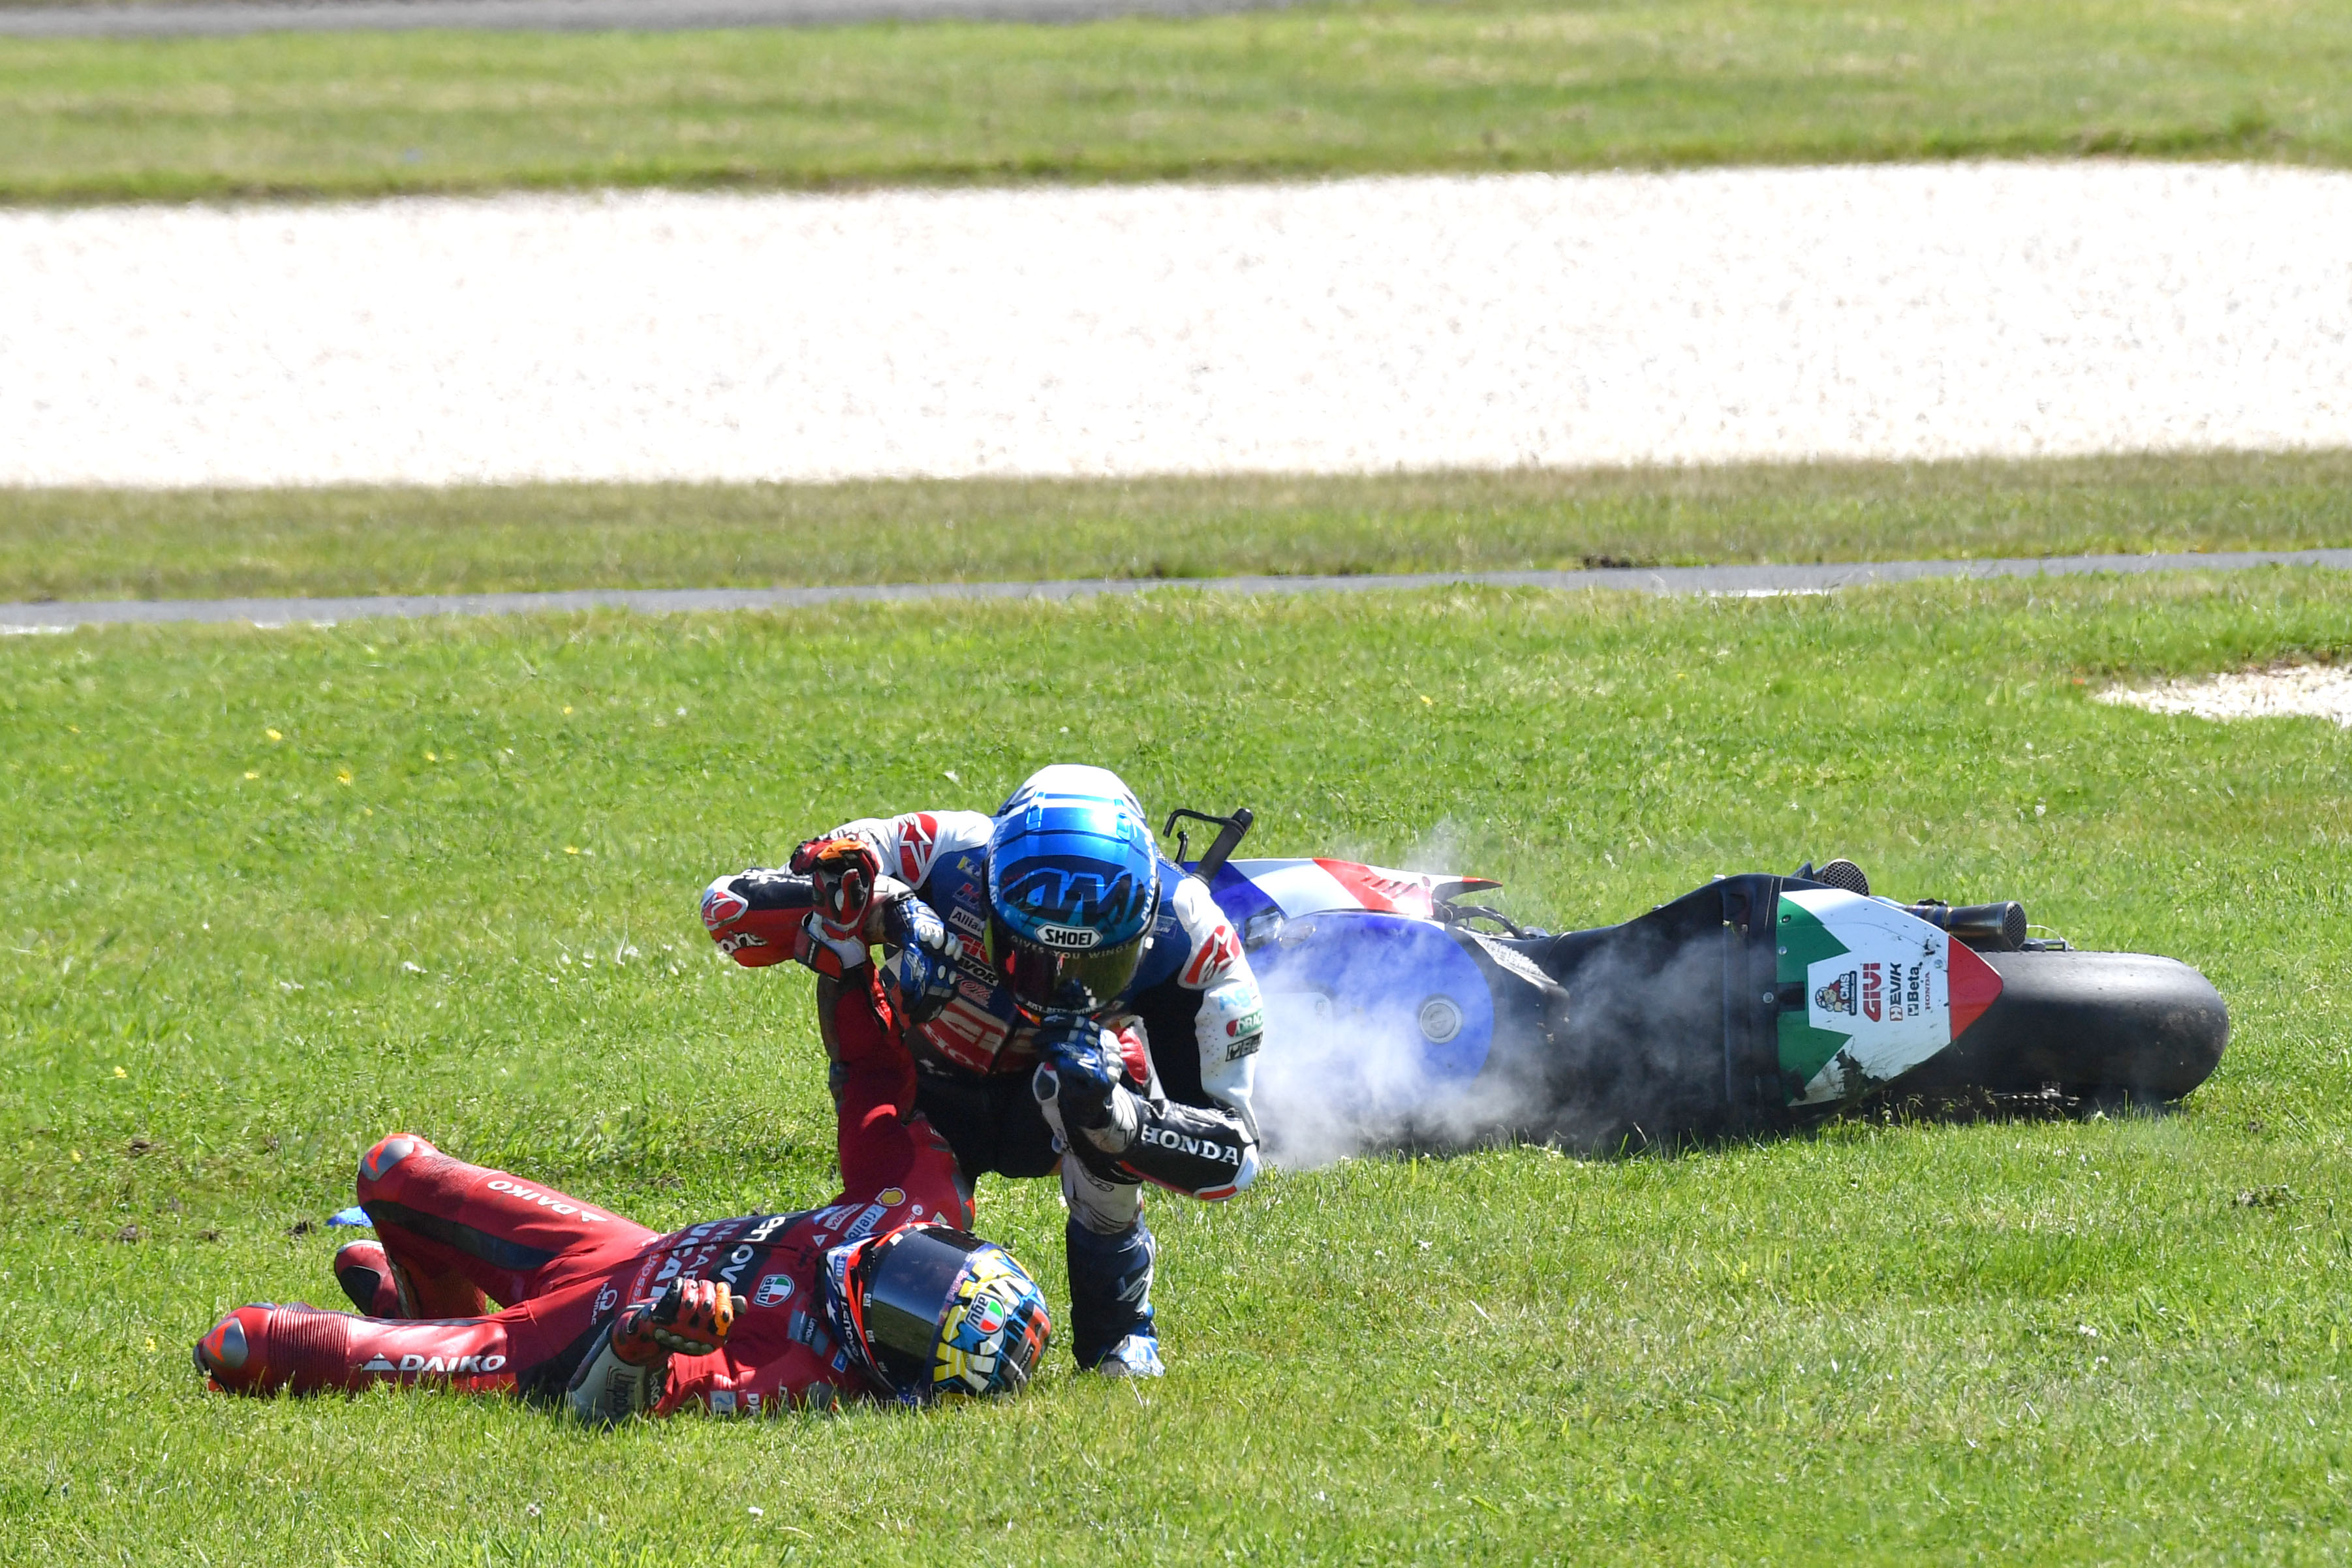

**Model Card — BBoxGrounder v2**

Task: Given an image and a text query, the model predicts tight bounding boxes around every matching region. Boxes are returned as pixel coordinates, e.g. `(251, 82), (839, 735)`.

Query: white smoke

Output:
(1252, 987), (1549, 1169)
(1251, 817), (1539, 1169)
(1249, 893), (1737, 1168)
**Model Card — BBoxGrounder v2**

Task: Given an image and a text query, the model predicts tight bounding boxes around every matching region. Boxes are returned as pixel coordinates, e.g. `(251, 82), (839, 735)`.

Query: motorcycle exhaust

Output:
(1901, 900), (2028, 952)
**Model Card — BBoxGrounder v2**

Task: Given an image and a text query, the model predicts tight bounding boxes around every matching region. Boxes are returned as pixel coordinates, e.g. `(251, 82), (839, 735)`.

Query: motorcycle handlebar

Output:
(1165, 806), (1255, 884)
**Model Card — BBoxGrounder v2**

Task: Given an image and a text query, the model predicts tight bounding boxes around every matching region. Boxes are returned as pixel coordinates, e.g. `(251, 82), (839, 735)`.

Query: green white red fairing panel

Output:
(1775, 888), (2005, 1105)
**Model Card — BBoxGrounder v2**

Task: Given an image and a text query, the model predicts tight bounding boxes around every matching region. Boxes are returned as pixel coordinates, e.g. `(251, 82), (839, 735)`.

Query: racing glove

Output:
(790, 837), (882, 977)
(565, 1277), (737, 1427)
(1034, 1015), (1140, 1158)
(1035, 1018), (1258, 1201)
(880, 897), (957, 1024)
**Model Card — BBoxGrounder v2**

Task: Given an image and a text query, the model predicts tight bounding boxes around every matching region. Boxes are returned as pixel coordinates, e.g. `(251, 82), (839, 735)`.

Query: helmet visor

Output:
(858, 1227), (984, 1391)
(989, 923), (1145, 1019)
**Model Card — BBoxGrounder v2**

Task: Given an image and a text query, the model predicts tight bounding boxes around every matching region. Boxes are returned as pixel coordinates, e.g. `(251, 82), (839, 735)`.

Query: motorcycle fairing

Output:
(1209, 859), (1501, 924)
(1248, 911), (1500, 1100)
(1776, 889), (2005, 1105)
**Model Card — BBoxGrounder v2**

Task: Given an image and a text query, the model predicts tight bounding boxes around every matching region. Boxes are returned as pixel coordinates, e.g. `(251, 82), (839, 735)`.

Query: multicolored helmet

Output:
(823, 1224), (1052, 1404)
(986, 764), (1161, 1019)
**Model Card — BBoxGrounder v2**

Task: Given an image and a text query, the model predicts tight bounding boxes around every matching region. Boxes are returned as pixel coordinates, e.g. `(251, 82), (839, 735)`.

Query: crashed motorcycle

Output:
(1166, 810), (2229, 1152)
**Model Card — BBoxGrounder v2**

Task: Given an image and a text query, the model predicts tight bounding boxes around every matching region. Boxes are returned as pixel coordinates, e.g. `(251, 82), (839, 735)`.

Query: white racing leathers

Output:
(816, 810), (1264, 1366)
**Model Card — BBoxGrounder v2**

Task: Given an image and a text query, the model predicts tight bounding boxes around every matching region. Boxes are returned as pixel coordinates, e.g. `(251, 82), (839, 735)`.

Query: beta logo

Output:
(754, 1272), (796, 1309)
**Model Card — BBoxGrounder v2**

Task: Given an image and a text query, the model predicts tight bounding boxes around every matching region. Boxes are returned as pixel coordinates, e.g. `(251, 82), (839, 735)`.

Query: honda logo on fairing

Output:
(1137, 1126), (1240, 1165)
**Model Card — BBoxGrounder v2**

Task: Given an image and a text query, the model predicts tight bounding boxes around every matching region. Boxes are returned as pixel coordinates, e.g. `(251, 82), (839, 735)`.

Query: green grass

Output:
(1, 0), (2348, 202)
(5, 569), (2352, 1560)
(9, 450), (2352, 603)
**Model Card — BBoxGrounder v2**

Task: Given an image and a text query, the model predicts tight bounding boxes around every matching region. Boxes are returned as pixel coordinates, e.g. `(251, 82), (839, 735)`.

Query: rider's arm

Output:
(813, 810), (995, 892)
(698, 859), (908, 974)
(826, 968), (926, 1199)
(565, 1278), (735, 1427)
(1164, 876), (1267, 1137)
(1039, 878), (1267, 1202)
(702, 808), (989, 972)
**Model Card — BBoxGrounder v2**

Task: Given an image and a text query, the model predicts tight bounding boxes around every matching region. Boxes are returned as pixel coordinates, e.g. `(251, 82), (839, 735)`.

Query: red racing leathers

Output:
(204, 971), (969, 1416)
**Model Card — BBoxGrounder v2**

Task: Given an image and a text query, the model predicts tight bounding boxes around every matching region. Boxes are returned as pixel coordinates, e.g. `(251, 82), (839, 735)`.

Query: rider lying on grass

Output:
(194, 967), (1051, 1422)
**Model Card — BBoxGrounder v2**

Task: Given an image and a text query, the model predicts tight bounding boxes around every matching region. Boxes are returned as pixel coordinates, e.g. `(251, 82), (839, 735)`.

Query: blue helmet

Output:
(986, 765), (1161, 1017)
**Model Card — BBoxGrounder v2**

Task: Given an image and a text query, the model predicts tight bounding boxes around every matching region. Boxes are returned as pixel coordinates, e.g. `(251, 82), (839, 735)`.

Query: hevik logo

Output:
(1861, 962), (1883, 1022)
(897, 813), (939, 883)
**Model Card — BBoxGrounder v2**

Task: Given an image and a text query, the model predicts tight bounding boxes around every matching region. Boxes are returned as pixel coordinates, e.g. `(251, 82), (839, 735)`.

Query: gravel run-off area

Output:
(4, 162), (2349, 487)
(2103, 666), (2352, 730)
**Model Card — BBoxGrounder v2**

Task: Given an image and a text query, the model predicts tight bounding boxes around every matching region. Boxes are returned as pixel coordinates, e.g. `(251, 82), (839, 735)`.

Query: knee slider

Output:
(358, 1132), (429, 1191)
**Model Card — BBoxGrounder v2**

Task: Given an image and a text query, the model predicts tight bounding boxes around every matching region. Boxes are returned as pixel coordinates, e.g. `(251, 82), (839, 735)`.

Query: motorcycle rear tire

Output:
(1895, 949), (2227, 1105)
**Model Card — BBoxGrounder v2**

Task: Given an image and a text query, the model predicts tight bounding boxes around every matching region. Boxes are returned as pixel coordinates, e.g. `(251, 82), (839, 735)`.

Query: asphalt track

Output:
(5, 549), (2348, 635)
(0, 0), (1280, 36)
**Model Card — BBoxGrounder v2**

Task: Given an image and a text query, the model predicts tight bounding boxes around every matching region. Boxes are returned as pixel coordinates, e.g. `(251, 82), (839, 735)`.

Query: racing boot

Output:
(332, 1240), (412, 1319)
(1064, 1215), (1162, 1377)
(194, 1304), (356, 1396)
(1093, 1332), (1165, 1379)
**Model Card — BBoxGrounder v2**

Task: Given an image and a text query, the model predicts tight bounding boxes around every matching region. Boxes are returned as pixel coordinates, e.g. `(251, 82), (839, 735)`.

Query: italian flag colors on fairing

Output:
(1774, 889), (2004, 1106)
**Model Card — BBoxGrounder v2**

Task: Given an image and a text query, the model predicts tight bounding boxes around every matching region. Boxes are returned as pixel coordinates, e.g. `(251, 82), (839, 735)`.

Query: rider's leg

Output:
(332, 1239), (405, 1317)
(1034, 1038), (1165, 1374)
(197, 1271), (612, 1402)
(821, 970), (976, 1225)
(1057, 1157), (1160, 1375)
(354, 1133), (657, 1315)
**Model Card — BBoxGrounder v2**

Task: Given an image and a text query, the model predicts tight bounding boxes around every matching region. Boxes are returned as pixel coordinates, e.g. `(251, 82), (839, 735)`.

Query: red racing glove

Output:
(790, 837), (880, 942)
(789, 836), (882, 977)
(611, 1278), (737, 1367)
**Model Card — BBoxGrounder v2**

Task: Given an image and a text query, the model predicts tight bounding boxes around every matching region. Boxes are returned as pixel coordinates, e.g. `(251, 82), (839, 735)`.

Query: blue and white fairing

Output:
(1200, 857), (1524, 1122)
